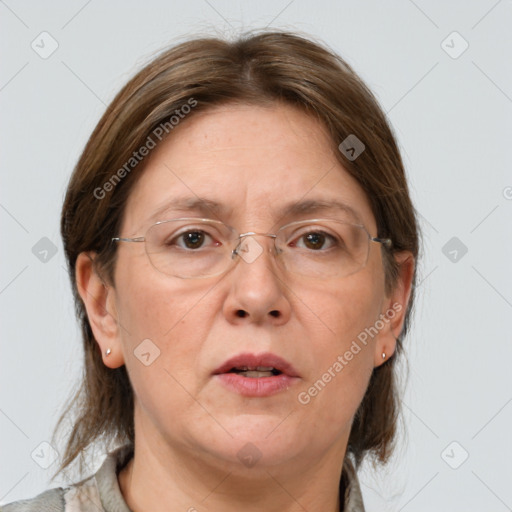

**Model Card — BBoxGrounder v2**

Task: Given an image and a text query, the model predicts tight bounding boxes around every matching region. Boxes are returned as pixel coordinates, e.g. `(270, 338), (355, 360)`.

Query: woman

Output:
(4, 30), (418, 512)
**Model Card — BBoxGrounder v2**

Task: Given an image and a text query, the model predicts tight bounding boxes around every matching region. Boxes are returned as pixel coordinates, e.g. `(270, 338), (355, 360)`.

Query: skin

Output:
(76, 103), (414, 512)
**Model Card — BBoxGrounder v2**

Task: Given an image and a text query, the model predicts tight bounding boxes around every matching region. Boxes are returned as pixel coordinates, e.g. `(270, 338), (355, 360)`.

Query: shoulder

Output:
(1, 444), (134, 512)
(1, 487), (66, 512)
(2, 476), (102, 512)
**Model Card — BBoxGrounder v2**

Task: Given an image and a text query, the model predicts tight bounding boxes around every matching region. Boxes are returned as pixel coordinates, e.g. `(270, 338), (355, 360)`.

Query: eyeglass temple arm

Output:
(370, 236), (392, 249)
(111, 237), (145, 243)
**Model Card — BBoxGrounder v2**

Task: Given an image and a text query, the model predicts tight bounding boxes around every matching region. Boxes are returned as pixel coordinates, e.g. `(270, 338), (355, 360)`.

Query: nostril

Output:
(234, 310), (280, 318)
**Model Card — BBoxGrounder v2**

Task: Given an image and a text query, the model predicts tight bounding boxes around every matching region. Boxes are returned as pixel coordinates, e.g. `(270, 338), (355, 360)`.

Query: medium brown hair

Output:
(53, 30), (419, 481)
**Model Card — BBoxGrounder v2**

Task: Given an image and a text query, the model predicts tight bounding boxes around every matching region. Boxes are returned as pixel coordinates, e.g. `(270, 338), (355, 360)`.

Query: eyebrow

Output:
(148, 196), (363, 224)
(148, 197), (228, 223)
(280, 198), (362, 223)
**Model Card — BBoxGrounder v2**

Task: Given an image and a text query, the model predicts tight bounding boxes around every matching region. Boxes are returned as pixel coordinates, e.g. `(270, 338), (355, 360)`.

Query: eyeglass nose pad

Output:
(233, 237), (264, 265)
(231, 233), (278, 266)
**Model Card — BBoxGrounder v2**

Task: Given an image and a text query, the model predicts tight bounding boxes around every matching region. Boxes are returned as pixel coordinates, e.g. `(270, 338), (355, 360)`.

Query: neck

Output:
(117, 423), (347, 512)
(119, 456), (343, 512)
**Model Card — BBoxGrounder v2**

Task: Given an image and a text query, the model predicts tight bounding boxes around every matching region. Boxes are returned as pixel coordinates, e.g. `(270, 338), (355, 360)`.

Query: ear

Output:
(374, 251), (415, 367)
(75, 252), (125, 369)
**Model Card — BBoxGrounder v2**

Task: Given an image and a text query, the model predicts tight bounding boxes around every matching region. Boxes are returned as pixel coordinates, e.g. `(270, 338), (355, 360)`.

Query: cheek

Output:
(294, 272), (382, 419)
(113, 260), (215, 389)
(112, 271), (220, 437)
(114, 249), (208, 342)
(299, 269), (383, 351)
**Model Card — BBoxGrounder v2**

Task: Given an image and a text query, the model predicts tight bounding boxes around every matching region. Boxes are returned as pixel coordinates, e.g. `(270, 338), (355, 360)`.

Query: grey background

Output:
(1, 0), (511, 510)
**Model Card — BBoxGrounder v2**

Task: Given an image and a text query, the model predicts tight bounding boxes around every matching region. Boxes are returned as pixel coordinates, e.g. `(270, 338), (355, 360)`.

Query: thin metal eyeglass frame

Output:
(111, 217), (393, 278)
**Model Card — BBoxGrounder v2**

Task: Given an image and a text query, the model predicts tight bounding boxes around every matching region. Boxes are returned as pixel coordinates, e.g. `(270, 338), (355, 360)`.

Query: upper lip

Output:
(212, 352), (300, 377)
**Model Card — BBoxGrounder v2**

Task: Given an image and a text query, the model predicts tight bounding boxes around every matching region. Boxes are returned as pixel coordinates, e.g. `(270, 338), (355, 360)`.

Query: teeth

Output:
(239, 370), (275, 378)
(234, 366), (276, 372)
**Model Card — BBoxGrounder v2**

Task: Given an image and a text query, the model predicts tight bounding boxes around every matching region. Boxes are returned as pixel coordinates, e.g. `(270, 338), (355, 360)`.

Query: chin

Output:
(194, 420), (305, 469)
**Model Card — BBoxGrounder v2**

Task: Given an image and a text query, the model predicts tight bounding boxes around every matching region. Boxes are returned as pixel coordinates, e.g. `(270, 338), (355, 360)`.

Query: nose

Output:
(222, 234), (292, 326)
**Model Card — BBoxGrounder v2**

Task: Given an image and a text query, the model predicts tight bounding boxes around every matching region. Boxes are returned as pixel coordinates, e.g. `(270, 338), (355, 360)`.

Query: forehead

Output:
(122, 103), (376, 233)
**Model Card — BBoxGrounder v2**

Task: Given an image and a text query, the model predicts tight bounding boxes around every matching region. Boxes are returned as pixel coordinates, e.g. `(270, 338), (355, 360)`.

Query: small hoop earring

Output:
(105, 348), (112, 357)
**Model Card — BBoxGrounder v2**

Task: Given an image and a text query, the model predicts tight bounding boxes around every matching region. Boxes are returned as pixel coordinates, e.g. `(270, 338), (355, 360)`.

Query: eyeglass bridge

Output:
(231, 232), (279, 260)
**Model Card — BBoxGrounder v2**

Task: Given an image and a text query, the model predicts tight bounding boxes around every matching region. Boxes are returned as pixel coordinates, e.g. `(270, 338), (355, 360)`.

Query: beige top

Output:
(2, 444), (365, 511)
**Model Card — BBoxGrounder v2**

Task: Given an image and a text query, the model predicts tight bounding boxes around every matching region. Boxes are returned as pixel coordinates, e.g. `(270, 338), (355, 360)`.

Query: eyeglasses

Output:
(112, 217), (392, 279)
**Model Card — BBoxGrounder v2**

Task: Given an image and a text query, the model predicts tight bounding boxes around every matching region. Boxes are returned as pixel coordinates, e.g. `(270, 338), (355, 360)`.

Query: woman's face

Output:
(87, 103), (409, 474)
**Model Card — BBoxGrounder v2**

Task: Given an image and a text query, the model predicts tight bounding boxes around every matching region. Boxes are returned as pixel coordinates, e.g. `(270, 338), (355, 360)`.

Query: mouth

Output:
(212, 352), (300, 397)
(212, 352), (300, 378)
(227, 366), (283, 378)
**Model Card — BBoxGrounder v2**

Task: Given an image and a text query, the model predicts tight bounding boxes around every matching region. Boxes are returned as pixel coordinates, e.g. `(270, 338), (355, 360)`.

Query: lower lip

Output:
(214, 373), (300, 397)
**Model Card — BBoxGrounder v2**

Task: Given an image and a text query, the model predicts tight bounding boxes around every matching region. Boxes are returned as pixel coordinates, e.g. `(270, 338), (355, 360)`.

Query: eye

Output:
(167, 229), (220, 250)
(290, 230), (339, 251)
